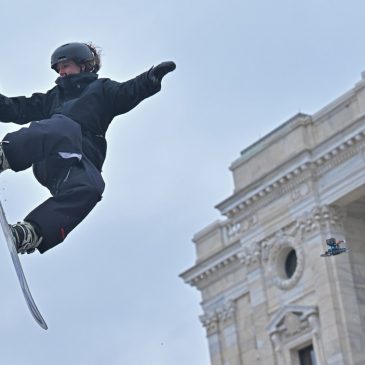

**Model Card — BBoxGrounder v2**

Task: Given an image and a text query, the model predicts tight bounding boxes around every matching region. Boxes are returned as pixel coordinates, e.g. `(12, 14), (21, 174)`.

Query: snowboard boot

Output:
(0, 141), (10, 172)
(9, 221), (43, 254)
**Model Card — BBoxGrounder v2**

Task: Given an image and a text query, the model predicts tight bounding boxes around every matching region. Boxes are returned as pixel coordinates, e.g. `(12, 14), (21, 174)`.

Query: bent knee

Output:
(79, 184), (103, 206)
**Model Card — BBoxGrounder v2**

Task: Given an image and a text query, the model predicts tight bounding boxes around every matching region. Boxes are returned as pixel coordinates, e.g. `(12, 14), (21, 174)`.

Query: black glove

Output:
(148, 61), (176, 85)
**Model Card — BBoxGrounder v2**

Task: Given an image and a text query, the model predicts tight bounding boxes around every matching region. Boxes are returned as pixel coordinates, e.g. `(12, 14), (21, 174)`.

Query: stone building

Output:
(181, 72), (365, 365)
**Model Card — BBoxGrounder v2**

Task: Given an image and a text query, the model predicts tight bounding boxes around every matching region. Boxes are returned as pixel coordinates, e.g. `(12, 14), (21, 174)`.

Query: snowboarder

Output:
(0, 42), (176, 254)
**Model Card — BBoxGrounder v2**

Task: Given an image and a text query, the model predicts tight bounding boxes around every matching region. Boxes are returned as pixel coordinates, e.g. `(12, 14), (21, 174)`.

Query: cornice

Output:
(181, 205), (345, 289)
(180, 242), (241, 288)
(217, 118), (365, 218)
(234, 113), (312, 167)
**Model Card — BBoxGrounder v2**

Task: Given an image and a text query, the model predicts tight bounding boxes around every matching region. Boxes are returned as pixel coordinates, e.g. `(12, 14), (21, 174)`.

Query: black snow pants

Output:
(2, 114), (105, 253)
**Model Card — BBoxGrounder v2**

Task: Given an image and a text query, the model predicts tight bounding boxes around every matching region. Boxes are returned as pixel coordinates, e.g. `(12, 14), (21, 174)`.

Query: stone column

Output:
(238, 241), (274, 365)
(308, 313), (326, 365)
(312, 205), (364, 364)
(217, 301), (242, 365)
(269, 332), (286, 365)
(200, 312), (223, 365)
(200, 301), (243, 365)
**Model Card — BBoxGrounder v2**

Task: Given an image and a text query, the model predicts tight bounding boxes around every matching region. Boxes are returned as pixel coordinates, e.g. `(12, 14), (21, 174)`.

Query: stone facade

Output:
(181, 71), (365, 365)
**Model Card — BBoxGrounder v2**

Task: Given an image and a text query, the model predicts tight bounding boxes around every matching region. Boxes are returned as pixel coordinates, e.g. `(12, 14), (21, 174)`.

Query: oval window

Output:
(285, 249), (297, 278)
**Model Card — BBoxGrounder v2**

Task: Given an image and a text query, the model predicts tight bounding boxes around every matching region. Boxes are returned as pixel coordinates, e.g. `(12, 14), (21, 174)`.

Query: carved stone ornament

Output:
(200, 300), (236, 335)
(225, 214), (258, 240)
(216, 300), (236, 323)
(283, 312), (301, 335)
(200, 312), (219, 336)
(267, 305), (319, 346)
(237, 240), (261, 267)
(266, 227), (305, 290)
(296, 205), (346, 235)
(291, 182), (310, 202)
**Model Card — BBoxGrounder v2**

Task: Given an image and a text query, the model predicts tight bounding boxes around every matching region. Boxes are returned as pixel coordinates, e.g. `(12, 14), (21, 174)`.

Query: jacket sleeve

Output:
(0, 92), (49, 124)
(105, 70), (161, 117)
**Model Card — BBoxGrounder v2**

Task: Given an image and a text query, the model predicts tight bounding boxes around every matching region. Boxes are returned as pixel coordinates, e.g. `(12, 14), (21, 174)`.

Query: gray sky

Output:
(1, 0), (365, 364)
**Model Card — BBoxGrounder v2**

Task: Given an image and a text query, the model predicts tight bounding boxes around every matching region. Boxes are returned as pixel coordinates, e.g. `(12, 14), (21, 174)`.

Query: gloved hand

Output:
(148, 61), (176, 84)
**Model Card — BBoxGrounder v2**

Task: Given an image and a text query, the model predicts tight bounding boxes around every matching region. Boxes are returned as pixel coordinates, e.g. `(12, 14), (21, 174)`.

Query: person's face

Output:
(57, 59), (83, 77)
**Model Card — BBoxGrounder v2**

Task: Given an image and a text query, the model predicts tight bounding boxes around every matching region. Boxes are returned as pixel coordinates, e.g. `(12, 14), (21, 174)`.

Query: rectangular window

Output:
(298, 344), (316, 365)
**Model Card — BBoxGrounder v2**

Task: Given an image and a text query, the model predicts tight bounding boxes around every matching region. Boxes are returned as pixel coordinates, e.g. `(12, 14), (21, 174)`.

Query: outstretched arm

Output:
(0, 92), (48, 124)
(107, 61), (176, 117)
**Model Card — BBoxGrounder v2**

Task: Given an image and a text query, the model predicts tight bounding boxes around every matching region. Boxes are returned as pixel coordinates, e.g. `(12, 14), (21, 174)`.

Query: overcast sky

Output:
(1, 1), (365, 364)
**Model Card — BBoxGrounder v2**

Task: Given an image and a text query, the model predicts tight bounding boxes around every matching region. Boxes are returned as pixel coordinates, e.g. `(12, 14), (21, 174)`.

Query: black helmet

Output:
(51, 42), (95, 72)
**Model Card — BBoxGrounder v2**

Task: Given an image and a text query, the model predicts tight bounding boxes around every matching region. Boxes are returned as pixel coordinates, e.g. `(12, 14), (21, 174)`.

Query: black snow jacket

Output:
(0, 71), (161, 170)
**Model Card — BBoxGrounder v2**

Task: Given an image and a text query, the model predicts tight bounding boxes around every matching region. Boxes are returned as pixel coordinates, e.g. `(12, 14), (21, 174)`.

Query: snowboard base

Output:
(0, 200), (48, 330)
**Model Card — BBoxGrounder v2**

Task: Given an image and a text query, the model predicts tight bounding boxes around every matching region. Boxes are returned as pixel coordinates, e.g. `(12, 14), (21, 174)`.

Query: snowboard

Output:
(0, 200), (48, 330)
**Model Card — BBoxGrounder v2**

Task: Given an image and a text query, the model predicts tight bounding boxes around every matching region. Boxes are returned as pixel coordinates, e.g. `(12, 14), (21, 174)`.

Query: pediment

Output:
(267, 305), (318, 335)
